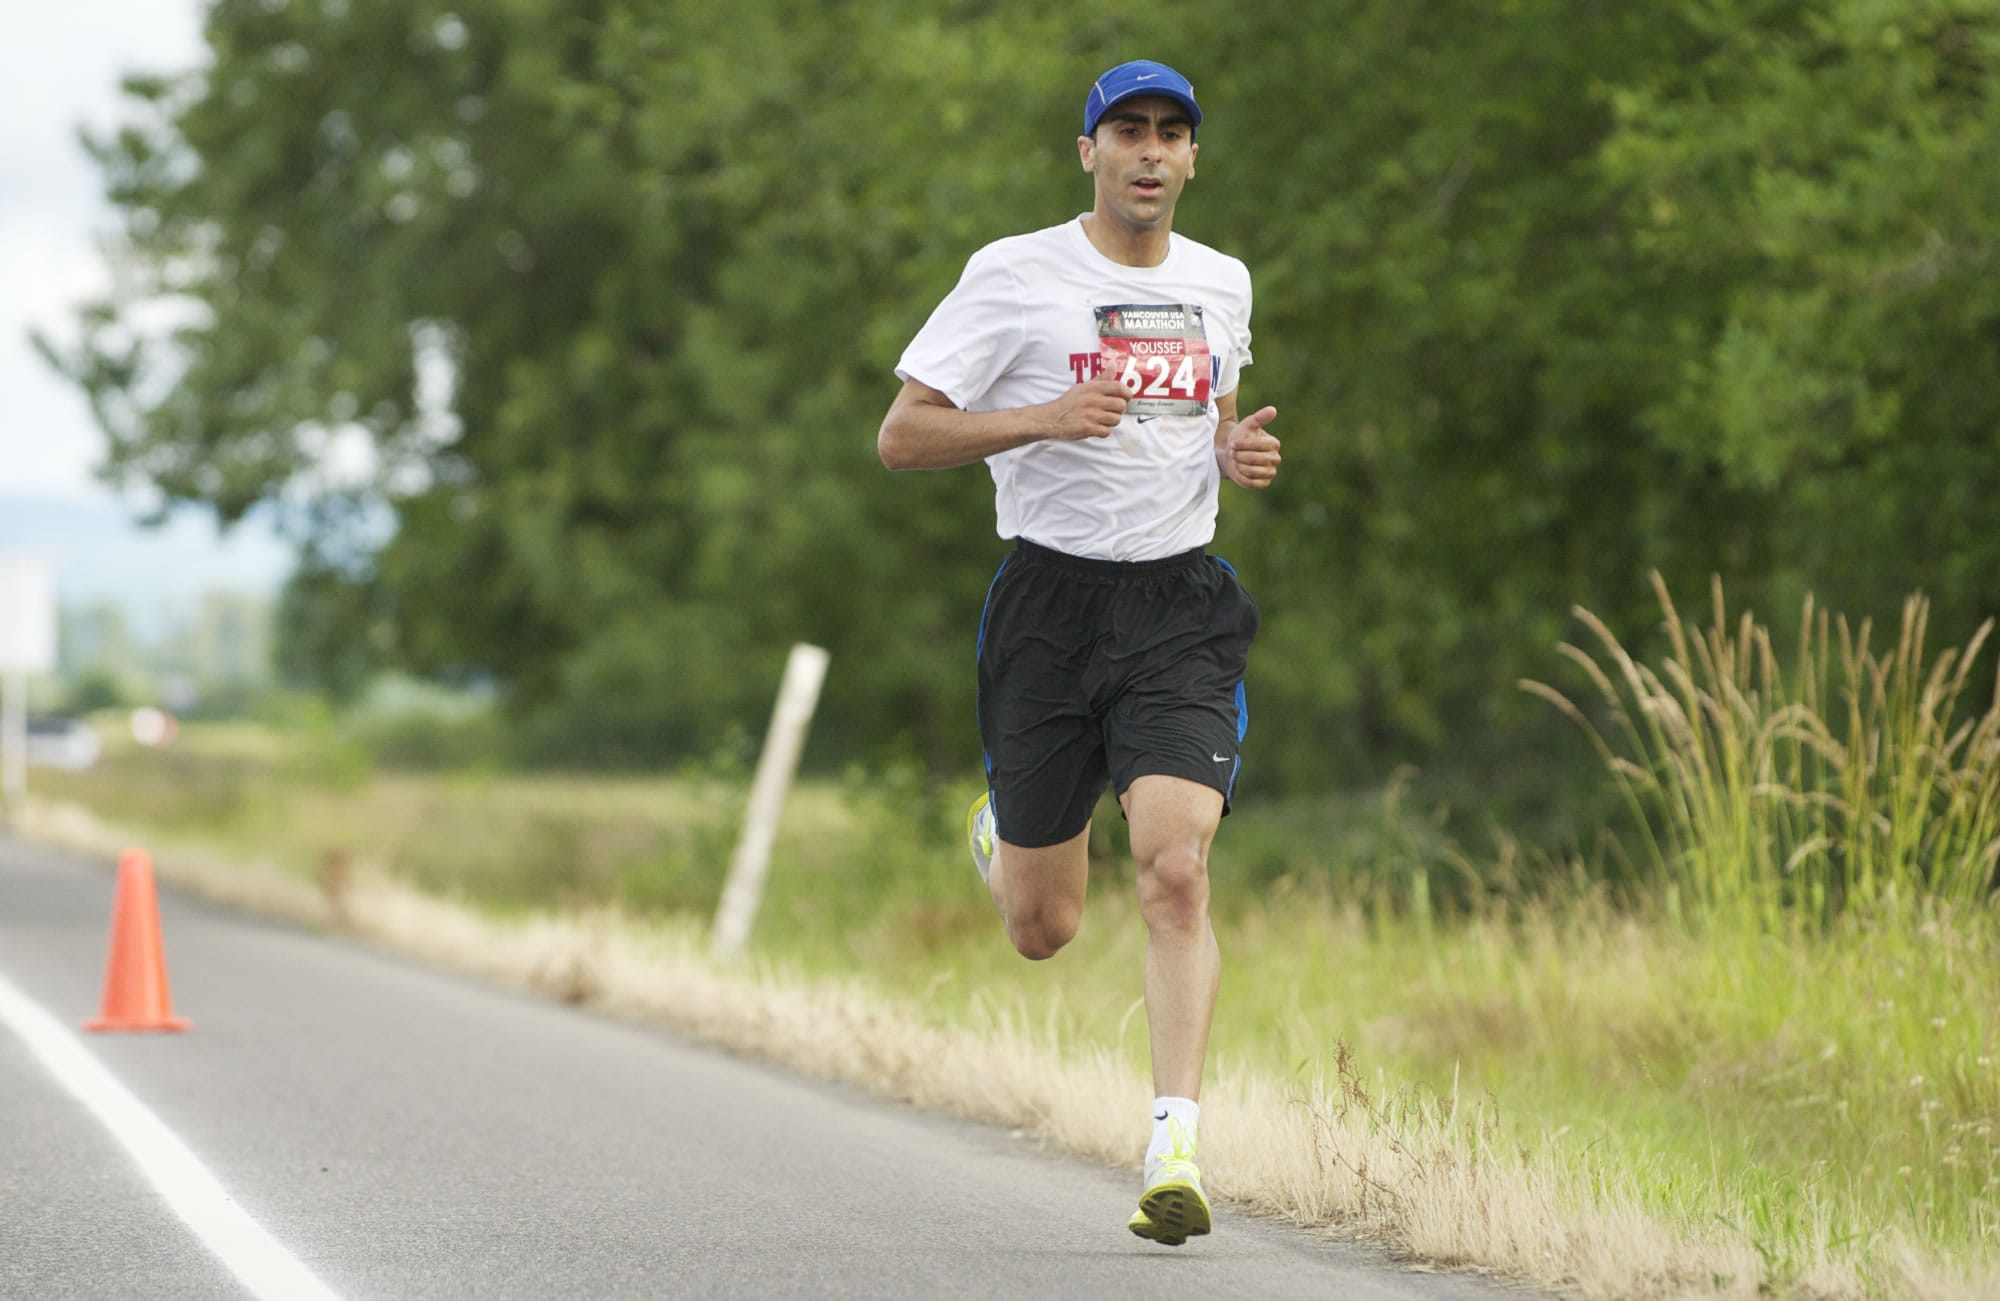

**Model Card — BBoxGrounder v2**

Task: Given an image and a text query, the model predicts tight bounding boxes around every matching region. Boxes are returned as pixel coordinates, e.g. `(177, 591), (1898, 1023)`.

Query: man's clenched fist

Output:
(1041, 377), (1129, 441)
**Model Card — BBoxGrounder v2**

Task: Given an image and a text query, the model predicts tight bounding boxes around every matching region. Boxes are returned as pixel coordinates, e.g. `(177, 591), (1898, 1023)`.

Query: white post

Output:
(0, 553), (57, 818)
(710, 643), (830, 959)
(1, 669), (23, 814)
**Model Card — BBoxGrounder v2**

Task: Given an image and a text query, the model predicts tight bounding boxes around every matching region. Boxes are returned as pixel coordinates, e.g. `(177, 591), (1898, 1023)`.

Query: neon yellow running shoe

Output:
(966, 791), (996, 884)
(1127, 1150), (1211, 1246)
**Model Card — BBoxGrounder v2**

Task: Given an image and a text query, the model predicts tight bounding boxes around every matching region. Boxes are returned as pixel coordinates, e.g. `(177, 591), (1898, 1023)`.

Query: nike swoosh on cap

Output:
(1135, 73), (1159, 81)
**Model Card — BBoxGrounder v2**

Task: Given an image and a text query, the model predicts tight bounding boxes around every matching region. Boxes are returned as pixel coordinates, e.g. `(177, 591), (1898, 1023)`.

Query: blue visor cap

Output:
(1083, 60), (1202, 137)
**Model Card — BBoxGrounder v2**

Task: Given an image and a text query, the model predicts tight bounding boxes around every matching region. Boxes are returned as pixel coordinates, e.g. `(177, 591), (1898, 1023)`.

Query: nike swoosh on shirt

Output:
(1213, 753), (1230, 763)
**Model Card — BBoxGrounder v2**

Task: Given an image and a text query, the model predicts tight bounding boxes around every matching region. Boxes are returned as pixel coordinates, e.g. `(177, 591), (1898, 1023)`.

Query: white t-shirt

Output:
(895, 216), (1254, 562)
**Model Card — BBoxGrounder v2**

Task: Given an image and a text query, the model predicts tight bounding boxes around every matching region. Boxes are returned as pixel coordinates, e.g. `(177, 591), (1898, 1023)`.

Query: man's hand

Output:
(1219, 406), (1281, 489)
(1039, 377), (1129, 442)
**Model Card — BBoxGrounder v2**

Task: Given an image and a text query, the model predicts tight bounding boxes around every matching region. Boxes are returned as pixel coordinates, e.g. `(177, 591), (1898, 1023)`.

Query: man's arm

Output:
(1213, 389), (1282, 490)
(878, 377), (1130, 471)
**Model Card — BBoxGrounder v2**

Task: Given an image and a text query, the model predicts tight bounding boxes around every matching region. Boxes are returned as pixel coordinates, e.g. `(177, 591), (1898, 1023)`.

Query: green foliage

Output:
(273, 552), (393, 704)
(42, 1), (2000, 849)
(1204, 773), (1482, 917)
(60, 668), (133, 715)
(336, 674), (507, 769)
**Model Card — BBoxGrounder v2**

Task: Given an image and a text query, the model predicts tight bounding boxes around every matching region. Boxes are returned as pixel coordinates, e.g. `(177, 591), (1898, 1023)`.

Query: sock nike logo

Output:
(1154, 1110), (1169, 1121)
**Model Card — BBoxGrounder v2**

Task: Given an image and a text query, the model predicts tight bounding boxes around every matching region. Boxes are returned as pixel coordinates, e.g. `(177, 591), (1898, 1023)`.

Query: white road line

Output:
(0, 970), (339, 1301)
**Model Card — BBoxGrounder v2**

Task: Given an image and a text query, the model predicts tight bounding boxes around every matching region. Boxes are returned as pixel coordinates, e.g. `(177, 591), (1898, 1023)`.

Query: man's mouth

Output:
(1132, 176), (1165, 196)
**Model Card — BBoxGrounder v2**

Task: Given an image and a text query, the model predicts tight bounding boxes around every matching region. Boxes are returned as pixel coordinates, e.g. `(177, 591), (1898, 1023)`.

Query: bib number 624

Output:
(1093, 302), (1213, 417)
(1112, 352), (1202, 401)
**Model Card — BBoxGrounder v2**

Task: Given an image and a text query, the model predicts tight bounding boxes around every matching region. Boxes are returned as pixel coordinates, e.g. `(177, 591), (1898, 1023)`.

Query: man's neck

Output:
(1081, 211), (1172, 268)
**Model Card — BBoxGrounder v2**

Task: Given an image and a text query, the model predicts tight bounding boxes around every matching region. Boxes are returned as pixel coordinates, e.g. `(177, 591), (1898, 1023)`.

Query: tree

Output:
(44, 0), (2000, 822)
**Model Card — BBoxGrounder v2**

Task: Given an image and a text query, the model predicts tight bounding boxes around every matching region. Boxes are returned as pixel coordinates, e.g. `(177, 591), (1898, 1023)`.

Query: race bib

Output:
(1095, 303), (1212, 416)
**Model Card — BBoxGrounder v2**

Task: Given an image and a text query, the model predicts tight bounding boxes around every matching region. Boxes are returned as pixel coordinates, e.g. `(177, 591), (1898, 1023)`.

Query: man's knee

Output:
(1007, 905), (1080, 960)
(1136, 843), (1210, 930)
(994, 825), (1089, 960)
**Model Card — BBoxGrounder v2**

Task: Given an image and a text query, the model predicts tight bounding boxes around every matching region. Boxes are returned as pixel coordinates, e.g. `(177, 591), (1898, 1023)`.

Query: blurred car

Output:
(26, 716), (102, 771)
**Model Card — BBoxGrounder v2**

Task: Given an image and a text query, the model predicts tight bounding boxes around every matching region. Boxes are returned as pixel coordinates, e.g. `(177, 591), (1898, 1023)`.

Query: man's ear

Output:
(1078, 134), (1095, 174)
(1188, 140), (1198, 181)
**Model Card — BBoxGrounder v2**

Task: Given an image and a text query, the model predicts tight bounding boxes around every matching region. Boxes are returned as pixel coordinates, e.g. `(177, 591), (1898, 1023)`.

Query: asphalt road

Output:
(0, 835), (1516, 1299)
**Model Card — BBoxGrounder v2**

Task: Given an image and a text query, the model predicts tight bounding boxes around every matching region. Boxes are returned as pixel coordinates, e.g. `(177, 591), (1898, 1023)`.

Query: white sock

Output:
(1146, 1096), (1199, 1164)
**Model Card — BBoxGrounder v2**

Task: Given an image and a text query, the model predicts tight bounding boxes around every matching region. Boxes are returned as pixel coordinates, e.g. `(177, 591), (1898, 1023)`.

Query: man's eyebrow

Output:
(1108, 109), (1192, 129)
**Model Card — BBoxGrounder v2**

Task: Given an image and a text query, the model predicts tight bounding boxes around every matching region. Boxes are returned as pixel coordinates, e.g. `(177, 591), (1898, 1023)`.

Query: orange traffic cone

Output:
(85, 849), (191, 1032)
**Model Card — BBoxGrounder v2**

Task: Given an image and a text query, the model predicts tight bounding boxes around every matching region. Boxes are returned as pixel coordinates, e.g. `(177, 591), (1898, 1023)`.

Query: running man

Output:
(877, 59), (1281, 1245)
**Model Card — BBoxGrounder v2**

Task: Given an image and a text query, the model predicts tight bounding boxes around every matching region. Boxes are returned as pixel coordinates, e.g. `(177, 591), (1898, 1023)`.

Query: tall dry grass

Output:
(1523, 574), (2000, 931)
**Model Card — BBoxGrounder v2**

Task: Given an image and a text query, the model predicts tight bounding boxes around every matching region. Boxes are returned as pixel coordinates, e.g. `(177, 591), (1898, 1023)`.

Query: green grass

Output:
(29, 579), (2000, 1292)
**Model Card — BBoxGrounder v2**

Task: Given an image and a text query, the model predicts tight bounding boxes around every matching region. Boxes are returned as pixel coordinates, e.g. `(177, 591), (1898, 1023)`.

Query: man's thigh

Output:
(1120, 774), (1225, 869)
(998, 821), (1092, 916)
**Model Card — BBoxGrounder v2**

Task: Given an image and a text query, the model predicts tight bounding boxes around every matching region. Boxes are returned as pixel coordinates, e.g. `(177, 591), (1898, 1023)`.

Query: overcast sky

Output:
(2, 1), (209, 501)
(0, 2), (297, 607)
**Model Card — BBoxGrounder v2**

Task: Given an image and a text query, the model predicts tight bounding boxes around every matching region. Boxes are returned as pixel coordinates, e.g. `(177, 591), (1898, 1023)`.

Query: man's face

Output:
(1079, 96), (1198, 231)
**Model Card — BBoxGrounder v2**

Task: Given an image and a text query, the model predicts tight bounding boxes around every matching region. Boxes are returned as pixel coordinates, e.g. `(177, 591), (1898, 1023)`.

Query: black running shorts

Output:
(974, 539), (1259, 849)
